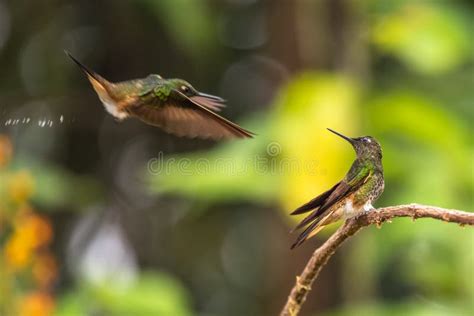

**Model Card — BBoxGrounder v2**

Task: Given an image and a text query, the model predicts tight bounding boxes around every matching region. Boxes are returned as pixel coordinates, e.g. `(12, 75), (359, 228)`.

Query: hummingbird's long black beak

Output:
(197, 92), (225, 102)
(327, 128), (354, 144)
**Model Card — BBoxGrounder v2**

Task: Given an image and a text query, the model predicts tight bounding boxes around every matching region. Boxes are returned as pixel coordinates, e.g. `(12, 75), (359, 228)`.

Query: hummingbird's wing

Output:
(128, 91), (254, 139)
(291, 161), (372, 249)
(290, 182), (341, 215)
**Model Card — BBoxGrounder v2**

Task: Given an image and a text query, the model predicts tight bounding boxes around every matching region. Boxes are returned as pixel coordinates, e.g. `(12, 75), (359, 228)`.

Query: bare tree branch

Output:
(280, 204), (474, 316)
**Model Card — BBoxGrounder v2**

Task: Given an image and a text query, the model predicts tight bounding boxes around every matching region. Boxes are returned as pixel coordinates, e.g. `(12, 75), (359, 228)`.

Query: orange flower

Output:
(32, 253), (57, 289)
(18, 213), (53, 248)
(4, 233), (32, 270)
(8, 171), (35, 204)
(4, 213), (53, 270)
(0, 135), (12, 168)
(18, 292), (54, 316)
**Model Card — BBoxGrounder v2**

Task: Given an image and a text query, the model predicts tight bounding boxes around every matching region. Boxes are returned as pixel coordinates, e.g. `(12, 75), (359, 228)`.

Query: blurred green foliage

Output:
(371, 1), (472, 74)
(55, 272), (191, 316)
(366, 92), (472, 208)
(14, 159), (103, 210)
(148, 125), (279, 203)
(326, 301), (471, 316)
(140, 0), (217, 60)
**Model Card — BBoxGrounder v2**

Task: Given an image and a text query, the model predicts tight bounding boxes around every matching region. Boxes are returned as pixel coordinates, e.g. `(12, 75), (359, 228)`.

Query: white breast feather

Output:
(343, 199), (375, 219)
(99, 97), (128, 120)
(343, 200), (355, 218)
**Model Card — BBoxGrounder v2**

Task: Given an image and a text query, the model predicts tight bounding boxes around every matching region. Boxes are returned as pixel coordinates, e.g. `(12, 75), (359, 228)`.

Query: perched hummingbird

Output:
(65, 51), (254, 140)
(290, 128), (384, 249)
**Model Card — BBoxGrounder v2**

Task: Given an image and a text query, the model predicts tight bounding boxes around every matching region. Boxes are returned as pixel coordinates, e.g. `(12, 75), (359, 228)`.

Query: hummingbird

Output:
(290, 128), (384, 249)
(65, 51), (254, 140)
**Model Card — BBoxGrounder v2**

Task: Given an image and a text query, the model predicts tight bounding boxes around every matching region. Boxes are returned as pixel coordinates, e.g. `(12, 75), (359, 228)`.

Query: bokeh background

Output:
(0, 0), (473, 315)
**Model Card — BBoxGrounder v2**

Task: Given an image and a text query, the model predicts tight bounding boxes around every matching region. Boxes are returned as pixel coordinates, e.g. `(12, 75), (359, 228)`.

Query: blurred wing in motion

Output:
(129, 91), (254, 140)
(190, 94), (226, 112)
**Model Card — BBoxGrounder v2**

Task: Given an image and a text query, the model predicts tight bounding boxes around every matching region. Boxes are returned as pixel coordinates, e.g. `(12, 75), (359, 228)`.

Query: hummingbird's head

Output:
(169, 79), (199, 97)
(169, 78), (226, 106)
(327, 128), (382, 160)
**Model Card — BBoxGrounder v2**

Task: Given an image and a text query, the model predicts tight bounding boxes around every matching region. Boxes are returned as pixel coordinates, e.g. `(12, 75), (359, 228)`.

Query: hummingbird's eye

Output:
(180, 85), (190, 94)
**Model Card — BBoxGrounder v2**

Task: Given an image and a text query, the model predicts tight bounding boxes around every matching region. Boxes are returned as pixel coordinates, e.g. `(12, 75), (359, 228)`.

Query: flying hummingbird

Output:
(290, 128), (384, 249)
(65, 51), (254, 140)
